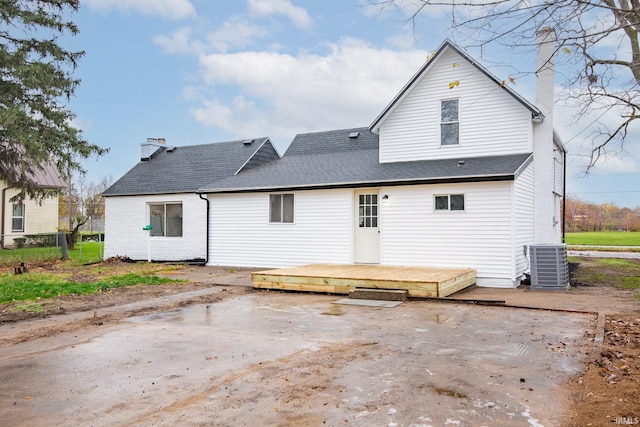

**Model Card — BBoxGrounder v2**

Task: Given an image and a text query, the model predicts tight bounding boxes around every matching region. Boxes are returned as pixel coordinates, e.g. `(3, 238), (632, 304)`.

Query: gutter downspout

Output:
(198, 193), (209, 265)
(562, 151), (567, 243)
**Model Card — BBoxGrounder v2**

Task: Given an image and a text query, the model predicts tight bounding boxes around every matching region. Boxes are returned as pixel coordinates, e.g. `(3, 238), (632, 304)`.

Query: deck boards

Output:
(252, 264), (476, 298)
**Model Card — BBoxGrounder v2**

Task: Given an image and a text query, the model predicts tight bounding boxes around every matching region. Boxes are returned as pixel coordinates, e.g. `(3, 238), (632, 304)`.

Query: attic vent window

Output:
(243, 139), (254, 146)
(348, 132), (360, 139)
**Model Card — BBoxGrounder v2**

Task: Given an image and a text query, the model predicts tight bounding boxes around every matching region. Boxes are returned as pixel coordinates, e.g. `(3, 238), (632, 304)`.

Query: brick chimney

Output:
(533, 27), (558, 243)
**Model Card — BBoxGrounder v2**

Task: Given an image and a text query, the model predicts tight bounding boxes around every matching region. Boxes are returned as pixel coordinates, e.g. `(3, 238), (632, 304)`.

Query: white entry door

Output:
(354, 190), (380, 264)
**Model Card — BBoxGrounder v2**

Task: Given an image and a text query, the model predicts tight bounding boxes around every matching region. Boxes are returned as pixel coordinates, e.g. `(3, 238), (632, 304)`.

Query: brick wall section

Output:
(104, 193), (206, 261)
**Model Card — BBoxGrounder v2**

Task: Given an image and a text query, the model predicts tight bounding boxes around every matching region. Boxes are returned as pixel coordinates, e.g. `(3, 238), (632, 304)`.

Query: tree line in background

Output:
(565, 196), (640, 232)
(58, 175), (112, 234)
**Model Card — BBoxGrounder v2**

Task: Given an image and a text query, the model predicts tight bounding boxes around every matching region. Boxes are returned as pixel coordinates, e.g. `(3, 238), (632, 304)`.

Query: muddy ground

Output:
(0, 258), (639, 426)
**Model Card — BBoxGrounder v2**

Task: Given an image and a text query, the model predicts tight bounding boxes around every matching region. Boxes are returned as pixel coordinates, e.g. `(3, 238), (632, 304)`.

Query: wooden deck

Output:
(252, 264), (476, 298)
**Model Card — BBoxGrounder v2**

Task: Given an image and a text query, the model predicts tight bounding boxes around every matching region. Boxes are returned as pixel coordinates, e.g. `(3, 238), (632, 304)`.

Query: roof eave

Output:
(199, 173), (517, 195)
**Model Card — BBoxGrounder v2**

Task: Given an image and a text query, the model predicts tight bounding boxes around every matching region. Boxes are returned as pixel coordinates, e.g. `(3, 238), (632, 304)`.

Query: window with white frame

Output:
(440, 99), (459, 145)
(269, 194), (294, 223)
(12, 203), (24, 232)
(434, 194), (465, 211)
(149, 203), (183, 237)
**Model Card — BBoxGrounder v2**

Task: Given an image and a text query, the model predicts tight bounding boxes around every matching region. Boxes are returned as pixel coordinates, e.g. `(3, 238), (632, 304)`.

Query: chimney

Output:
(141, 137), (166, 161)
(535, 27), (556, 119)
(533, 27), (558, 244)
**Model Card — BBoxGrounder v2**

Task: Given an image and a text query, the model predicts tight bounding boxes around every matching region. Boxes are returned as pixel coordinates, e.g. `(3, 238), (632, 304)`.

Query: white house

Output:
(102, 137), (279, 261)
(104, 33), (565, 288)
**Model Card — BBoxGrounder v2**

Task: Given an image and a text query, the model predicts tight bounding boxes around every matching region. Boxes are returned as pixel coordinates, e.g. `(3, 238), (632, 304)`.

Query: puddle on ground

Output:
(433, 314), (450, 323)
(433, 387), (468, 399)
(322, 305), (345, 316)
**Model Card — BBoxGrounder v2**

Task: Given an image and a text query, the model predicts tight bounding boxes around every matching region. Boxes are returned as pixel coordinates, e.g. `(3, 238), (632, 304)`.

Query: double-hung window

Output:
(441, 99), (459, 145)
(149, 203), (183, 237)
(435, 194), (465, 211)
(270, 194), (294, 223)
(12, 203), (24, 232)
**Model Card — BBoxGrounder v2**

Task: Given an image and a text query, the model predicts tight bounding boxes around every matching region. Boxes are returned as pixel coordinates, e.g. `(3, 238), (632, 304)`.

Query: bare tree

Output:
(369, 0), (640, 169)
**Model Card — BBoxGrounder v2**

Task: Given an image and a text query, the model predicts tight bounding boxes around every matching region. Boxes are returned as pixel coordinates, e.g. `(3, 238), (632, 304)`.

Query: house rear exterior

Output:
(104, 33), (565, 288)
(102, 137), (279, 261)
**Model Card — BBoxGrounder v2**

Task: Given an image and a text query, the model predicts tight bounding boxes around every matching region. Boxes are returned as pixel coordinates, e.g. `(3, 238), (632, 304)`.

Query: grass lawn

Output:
(570, 258), (640, 298)
(0, 241), (104, 267)
(565, 231), (640, 246)
(0, 269), (182, 304)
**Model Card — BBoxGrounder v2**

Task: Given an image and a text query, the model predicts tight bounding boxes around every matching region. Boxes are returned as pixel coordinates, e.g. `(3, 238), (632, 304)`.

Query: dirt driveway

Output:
(0, 261), (639, 426)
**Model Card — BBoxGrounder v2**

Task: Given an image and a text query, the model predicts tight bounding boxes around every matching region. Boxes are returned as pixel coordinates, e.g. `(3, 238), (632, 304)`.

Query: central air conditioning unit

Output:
(529, 244), (569, 290)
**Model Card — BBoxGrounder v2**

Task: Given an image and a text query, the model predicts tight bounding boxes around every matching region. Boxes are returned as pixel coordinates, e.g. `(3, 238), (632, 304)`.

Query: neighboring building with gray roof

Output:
(1, 162), (66, 248)
(104, 38), (566, 288)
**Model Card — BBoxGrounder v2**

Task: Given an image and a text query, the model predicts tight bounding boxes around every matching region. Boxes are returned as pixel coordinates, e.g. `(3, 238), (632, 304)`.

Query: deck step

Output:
(349, 288), (408, 301)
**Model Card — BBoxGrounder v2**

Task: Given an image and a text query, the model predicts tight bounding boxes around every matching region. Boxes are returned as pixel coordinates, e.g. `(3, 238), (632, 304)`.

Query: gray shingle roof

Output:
(103, 137), (273, 196)
(199, 128), (532, 193)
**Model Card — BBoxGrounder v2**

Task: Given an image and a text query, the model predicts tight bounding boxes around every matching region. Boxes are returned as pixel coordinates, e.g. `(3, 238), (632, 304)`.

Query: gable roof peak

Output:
(369, 39), (543, 132)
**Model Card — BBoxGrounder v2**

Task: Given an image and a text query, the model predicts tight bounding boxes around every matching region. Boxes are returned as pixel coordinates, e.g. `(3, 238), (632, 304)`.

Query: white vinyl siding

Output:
(104, 194), (206, 261)
(514, 163), (535, 279)
(381, 182), (515, 286)
(379, 48), (533, 163)
(209, 190), (353, 268)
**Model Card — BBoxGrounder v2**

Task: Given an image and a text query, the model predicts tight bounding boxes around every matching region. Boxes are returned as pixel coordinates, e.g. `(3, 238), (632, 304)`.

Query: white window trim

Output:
(434, 194), (466, 212)
(12, 203), (25, 232)
(269, 193), (295, 224)
(148, 202), (183, 237)
(440, 98), (460, 147)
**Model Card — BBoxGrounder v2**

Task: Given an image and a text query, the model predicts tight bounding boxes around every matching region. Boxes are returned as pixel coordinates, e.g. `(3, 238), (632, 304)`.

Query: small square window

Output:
(149, 203), (183, 237)
(450, 194), (465, 211)
(270, 194), (294, 223)
(434, 194), (465, 211)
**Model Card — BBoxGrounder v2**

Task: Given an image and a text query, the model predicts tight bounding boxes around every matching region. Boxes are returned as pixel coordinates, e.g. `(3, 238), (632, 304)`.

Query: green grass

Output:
(565, 231), (640, 246)
(0, 272), (180, 304)
(0, 241), (105, 267)
(572, 258), (640, 297)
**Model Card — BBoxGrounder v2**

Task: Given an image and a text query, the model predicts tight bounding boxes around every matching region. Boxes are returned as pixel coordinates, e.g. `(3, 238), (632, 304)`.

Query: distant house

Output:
(1, 164), (66, 248)
(104, 32), (565, 288)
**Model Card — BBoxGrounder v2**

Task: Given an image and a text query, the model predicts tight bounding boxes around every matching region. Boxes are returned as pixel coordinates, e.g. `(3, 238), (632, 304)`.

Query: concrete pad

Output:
(0, 293), (595, 426)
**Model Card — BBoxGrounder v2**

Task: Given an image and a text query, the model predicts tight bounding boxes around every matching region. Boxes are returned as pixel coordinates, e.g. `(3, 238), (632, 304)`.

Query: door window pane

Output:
(358, 193), (378, 228)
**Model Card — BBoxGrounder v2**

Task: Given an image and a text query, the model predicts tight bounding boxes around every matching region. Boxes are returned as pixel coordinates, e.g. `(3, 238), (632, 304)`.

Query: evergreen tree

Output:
(0, 0), (106, 200)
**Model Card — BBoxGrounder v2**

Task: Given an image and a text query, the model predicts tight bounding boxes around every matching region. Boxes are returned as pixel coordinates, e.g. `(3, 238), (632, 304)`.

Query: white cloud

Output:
(84, 0), (196, 20)
(154, 27), (203, 54)
(205, 17), (270, 53)
(248, 0), (313, 29)
(189, 38), (427, 146)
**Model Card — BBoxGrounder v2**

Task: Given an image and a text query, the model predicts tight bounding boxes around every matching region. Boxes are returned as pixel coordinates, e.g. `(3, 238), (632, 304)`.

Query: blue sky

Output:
(67, 0), (640, 208)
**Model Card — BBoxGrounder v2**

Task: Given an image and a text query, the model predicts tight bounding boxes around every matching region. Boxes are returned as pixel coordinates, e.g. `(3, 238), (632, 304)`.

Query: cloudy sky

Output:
(68, 0), (640, 208)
